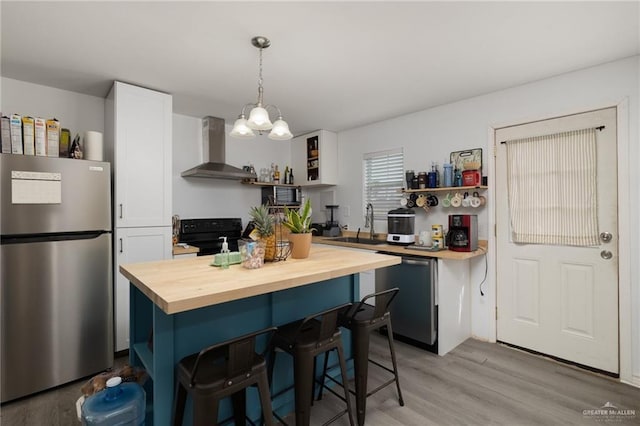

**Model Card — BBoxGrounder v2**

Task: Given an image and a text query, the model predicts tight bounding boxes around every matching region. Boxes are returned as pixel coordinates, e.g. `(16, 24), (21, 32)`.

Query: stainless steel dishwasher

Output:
(375, 254), (437, 348)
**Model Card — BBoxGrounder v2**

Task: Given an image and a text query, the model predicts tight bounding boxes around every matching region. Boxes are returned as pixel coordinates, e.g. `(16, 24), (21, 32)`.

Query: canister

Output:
(427, 171), (437, 188)
(432, 236), (444, 249)
(431, 224), (443, 238)
(443, 163), (453, 187)
(418, 172), (427, 189)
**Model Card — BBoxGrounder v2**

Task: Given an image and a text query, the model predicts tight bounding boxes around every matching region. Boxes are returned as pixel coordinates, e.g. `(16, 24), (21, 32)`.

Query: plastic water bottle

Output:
(81, 377), (145, 425)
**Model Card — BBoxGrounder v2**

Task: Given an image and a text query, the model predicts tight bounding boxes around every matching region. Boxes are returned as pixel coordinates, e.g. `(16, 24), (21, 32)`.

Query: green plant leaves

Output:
(282, 198), (313, 233)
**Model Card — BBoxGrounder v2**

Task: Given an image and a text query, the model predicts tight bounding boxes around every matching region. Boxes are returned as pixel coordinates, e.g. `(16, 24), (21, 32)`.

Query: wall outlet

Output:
(343, 205), (351, 217)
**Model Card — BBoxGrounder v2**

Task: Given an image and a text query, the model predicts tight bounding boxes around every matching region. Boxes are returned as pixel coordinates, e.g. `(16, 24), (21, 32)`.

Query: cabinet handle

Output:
(119, 238), (123, 253)
(119, 204), (123, 219)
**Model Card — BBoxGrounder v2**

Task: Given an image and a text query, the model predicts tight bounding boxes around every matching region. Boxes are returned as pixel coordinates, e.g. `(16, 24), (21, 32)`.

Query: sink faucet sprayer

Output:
(365, 203), (375, 240)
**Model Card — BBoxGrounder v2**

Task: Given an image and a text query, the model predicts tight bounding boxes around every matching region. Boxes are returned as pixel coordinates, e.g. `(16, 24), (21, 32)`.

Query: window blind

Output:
(363, 148), (404, 219)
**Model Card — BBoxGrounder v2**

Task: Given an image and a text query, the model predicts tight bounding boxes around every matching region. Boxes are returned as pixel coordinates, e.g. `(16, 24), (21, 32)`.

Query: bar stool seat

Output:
(319, 288), (404, 426)
(269, 303), (355, 426)
(173, 326), (277, 426)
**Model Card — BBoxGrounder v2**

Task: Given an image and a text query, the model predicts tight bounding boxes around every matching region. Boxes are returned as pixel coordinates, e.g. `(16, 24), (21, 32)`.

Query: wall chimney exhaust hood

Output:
(181, 116), (257, 180)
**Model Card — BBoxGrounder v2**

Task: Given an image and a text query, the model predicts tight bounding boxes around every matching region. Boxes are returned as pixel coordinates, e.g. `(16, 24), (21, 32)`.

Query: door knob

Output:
(600, 250), (613, 260)
(600, 232), (612, 243)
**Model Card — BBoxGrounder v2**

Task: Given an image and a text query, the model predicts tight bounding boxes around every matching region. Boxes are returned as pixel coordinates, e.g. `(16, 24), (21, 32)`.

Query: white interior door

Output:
(495, 107), (618, 374)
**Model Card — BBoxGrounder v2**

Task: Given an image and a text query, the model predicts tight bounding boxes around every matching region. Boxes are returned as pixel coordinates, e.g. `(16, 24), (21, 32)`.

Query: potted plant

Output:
(282, 198), (314, 259)
(248, 204), (276, 261)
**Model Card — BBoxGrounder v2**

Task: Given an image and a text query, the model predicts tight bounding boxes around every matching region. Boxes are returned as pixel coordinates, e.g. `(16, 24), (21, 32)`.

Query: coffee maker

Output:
(447, 214), (478, 252)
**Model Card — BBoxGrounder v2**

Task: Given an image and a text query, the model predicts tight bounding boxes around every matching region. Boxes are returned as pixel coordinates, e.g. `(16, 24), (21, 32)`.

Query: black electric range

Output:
(178, 218), (243, 256)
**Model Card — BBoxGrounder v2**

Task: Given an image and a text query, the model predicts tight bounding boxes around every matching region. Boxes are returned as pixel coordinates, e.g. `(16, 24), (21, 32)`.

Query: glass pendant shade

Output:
(247, 106), (273, 130)
(230, 116), (255, 139)
(268, 118), (293, 140)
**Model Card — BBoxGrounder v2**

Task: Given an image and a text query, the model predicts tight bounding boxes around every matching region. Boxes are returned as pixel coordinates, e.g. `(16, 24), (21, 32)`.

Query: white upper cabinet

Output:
(105, 82), (172, 228)
(291, 130), (338, 186)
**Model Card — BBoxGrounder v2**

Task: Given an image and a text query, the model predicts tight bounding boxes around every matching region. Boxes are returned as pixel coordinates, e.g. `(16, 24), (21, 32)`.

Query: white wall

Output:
(1, 77), (105, 139)
(0, 78), (294, 228)
(172, 113), (292, 225)
(336, 56), (639, 382)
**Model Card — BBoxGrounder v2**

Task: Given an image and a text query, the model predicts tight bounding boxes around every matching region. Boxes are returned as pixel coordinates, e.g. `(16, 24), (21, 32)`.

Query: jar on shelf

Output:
(418, 172), (427, 189)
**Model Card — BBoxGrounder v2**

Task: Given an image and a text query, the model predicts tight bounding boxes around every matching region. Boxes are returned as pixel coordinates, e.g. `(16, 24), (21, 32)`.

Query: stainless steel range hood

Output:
(181, 116), (257, 180)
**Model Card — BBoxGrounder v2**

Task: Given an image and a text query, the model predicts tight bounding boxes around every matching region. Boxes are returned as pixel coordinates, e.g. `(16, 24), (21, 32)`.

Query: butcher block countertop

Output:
(120, 245), (400, 315)
(313, 235), (487, 260)
(172, 244), (199, 255)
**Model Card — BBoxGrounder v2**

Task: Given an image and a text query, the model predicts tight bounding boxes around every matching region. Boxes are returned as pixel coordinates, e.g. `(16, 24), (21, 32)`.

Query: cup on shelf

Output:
(441, 193), (452, 208)
(475, 191), (487, 206)
(461, 192), (471, 208)
(451, 192), (462, 207)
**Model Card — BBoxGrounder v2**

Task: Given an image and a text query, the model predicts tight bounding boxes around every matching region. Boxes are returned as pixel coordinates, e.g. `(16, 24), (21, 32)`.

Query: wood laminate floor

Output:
(1, 336), (638, 425)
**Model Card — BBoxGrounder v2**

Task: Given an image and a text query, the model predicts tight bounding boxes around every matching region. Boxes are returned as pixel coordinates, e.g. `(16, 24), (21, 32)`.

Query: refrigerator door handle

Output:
(119, 238), (123, 253)
(119, 204), (123, 219)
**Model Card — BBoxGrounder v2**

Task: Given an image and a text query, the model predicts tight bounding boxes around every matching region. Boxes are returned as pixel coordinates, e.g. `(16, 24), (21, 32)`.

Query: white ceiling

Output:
(1, 1), (638, 136)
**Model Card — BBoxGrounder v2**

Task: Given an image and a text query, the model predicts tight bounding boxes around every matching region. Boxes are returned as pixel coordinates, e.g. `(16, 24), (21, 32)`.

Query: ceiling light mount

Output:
(230, 36), (292, 141)
(251, 36), (271, 49)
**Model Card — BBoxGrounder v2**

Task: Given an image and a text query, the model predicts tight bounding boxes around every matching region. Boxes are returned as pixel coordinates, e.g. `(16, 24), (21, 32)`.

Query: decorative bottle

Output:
(274, 165), (280, 184)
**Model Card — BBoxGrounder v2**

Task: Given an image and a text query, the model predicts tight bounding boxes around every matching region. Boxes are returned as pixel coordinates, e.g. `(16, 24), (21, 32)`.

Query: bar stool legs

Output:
(319, 288), (404, 426)
(269, 303), (355, 426)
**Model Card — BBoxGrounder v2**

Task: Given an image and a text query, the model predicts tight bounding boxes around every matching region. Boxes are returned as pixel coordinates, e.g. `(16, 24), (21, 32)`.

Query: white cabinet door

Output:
(292, 130), (337, 186)
(109, 82), (172, 228)
(114, 226), (172, 352)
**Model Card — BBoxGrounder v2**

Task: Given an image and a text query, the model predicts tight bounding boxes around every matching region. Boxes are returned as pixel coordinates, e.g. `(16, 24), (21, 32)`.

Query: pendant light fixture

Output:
(230, 36), (293, 140)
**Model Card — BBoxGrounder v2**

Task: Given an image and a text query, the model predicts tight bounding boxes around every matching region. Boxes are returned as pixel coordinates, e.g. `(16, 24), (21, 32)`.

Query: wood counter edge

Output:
(119, 248), (401, 315)
(313, 236), (487, 260)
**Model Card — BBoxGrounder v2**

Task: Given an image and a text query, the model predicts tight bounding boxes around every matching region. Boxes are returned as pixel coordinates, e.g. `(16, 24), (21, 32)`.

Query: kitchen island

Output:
(119, 245), (400, 426)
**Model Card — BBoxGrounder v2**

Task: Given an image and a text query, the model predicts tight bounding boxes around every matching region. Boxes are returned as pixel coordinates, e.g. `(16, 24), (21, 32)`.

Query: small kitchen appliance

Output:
(260, 185), (300, 207)
(387, 208), (415, 245)
(447, 214), (478, 252)
(322, 205), (340, 237)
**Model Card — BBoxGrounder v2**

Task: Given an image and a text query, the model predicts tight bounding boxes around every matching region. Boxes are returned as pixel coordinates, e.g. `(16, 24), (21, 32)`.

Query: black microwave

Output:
(261, 186), (301, 207)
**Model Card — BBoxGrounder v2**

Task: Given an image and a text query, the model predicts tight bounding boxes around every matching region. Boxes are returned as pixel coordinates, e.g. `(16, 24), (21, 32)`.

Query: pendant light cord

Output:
(256, 47), (264, 105)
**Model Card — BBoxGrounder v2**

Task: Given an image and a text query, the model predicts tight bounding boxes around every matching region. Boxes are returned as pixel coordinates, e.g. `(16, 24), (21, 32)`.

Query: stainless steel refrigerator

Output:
(1, 154), (113, 403)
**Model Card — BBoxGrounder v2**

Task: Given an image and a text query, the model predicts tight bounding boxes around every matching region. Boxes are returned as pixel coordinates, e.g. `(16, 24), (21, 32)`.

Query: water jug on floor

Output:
(81, 377), (145, 425)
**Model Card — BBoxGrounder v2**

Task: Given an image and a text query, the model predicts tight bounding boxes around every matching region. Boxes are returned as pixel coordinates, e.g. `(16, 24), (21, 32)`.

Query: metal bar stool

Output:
(269, 303), (355, 426)
(173, 326), (277, 426)
(318, 288), (404, 426)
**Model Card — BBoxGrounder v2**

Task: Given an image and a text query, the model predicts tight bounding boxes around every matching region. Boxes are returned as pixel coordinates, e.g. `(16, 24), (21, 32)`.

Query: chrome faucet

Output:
(365, 203), (375, 240)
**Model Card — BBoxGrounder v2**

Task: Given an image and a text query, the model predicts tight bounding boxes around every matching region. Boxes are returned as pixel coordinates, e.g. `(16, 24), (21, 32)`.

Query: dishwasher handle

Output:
(402, 257), (434, 266)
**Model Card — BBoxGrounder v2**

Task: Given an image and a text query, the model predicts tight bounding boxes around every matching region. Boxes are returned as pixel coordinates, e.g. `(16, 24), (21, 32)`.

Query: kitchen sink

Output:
(328, 237), (386, 245)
